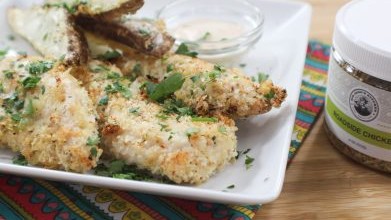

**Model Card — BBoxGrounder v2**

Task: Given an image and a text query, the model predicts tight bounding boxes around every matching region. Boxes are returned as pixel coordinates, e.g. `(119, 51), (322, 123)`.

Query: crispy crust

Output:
(95, 0), (144, 19)
(44, 0), (144, 17)
(0, 57), (101, 172)
(76, 60), (238, 184)
(66, 16), (89, 65)
(77, 15), (174, 57)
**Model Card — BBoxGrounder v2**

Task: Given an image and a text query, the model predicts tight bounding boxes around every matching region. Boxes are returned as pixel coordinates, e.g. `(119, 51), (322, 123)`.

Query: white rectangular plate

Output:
(0, 0), (311, 204)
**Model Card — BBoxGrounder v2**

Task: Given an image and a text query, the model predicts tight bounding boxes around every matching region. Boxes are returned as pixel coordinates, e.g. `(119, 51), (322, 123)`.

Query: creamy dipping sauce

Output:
(172, 19), (246, 42)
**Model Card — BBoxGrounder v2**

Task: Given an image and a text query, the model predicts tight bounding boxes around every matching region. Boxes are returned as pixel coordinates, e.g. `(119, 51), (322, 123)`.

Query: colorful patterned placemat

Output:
(0, 41), (330, 220)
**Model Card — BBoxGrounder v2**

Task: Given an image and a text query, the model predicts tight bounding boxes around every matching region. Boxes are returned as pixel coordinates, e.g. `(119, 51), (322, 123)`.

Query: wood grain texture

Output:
(255, 1), (391, 219)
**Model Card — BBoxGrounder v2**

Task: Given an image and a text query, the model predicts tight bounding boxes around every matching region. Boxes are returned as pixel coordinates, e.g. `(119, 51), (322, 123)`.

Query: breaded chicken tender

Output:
(77, 16), (175, 57)
(8, 7), (88, 66)
(0, 56), (101, 172)
(75, 60), (238, 184)
(86, 34), (287, 119)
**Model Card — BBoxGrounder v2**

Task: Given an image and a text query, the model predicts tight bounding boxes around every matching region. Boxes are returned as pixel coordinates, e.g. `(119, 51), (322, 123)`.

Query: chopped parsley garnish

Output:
(243, 148), (251, 154)
(227, 184), (235, 189)
(218, 126), (227, 134)
(0, 49), (7, 60)
(94, 160), (172, 183)
(0, 83), (4, 93)
(90, 64), (110, 73)
(90, 147), (98, 158)
(26, 61), (53, 75)
(2, 93), (24, 116)
(191, 117), (218, 123)
(168, 132), (174, 141)
(207, 65), (225, 81)
(3, 70), (14, 79)
(105, 82), (132, 99)
(264, 90), (275, 100)
(24, 99), (35, 116)
(59, 54), (66, 62)
(257, 72), (269, 84)
(43, 33), (49, 41)
(138, 28), (151, 37)
(147, 73), (185, 102)
(87, 136), (100, 146)
(11, 113), (22, 123)
(98, 50), (122, 60)
(98, 96), (109, 106)
(7, 35), (15, 41)
(41, 86), (46, 95)
(162, 99), (194, 117)
(245, 155), (255, 170)
(199, 32), (211, 41)
(159, 123), (170, 132)
(236, 148), (251, 159)
(190, 75), (200, 83)
(12, 155), (28, 166)
(106, 72), (121, 80)
(239, 63), (246, 68)
(22, 76), (41, 89)
(166, 64), (174, 73)
(129, 107), (140, 115)
(175, 43), (198, 58)
(132, 63), (142, 75)
(156, 113), (169, 120)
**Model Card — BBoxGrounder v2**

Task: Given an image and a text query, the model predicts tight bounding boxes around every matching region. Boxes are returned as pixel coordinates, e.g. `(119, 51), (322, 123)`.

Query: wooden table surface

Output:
(255, 0), (391, 219)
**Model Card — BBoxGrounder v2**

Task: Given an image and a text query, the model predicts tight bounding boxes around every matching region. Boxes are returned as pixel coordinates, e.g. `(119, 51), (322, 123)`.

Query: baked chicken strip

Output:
(75, 60), (238, 184)
(86, 34), (287, 119)
(44, 0), (144, 19)
(77, 16), (175, 57)
(8, 7), (88, 66)
(0, 56), (101, 172)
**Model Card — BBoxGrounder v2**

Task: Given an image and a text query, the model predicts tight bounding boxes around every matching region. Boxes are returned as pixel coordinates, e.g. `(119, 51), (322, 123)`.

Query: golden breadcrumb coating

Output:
(75, 60), (238, 184)
(86, 33), (287, 119)
(0, 57), (101, 172)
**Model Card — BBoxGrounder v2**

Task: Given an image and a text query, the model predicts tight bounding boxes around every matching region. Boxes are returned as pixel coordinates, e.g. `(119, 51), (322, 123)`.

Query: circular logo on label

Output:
(349, 89), (379, 122)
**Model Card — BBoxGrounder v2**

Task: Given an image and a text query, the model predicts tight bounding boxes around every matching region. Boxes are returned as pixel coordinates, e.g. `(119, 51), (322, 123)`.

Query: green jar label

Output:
(326, 96), (391, 150)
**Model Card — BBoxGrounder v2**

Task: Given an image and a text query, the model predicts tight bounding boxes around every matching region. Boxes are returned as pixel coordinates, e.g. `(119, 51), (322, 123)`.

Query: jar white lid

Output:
(334, 0), (391, 82)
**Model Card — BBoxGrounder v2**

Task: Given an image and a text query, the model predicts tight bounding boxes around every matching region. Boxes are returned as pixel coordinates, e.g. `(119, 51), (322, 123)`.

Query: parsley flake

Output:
(129, 107), (140, 115)
(98, 50), (122, 60)
(245, 155), (255, 170)
(12, 155), (28, 166)
(218, 126), (227, 134)
(3, 70), (14, 79)
(22, 76), (41, 89)
(147, 73), (185, 102)
(26, 61), (53, 75)
(191, 117), (218, 123)
(264, 90), (275, 100)
(227, 184), (235, 189)
(98, 96), (109, 106)
(87, 136), (100, 146)
(90, 147), (98, 157)
(175, 43), (198, 58)
(257, 72), (269, 84)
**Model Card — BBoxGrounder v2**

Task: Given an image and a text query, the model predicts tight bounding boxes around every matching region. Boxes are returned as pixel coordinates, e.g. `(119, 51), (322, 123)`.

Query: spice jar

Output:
(325, 0), (391, 172)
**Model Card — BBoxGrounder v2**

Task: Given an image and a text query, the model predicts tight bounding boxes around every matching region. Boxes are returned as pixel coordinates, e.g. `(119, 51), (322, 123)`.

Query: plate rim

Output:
(0, 0), (313, 204)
